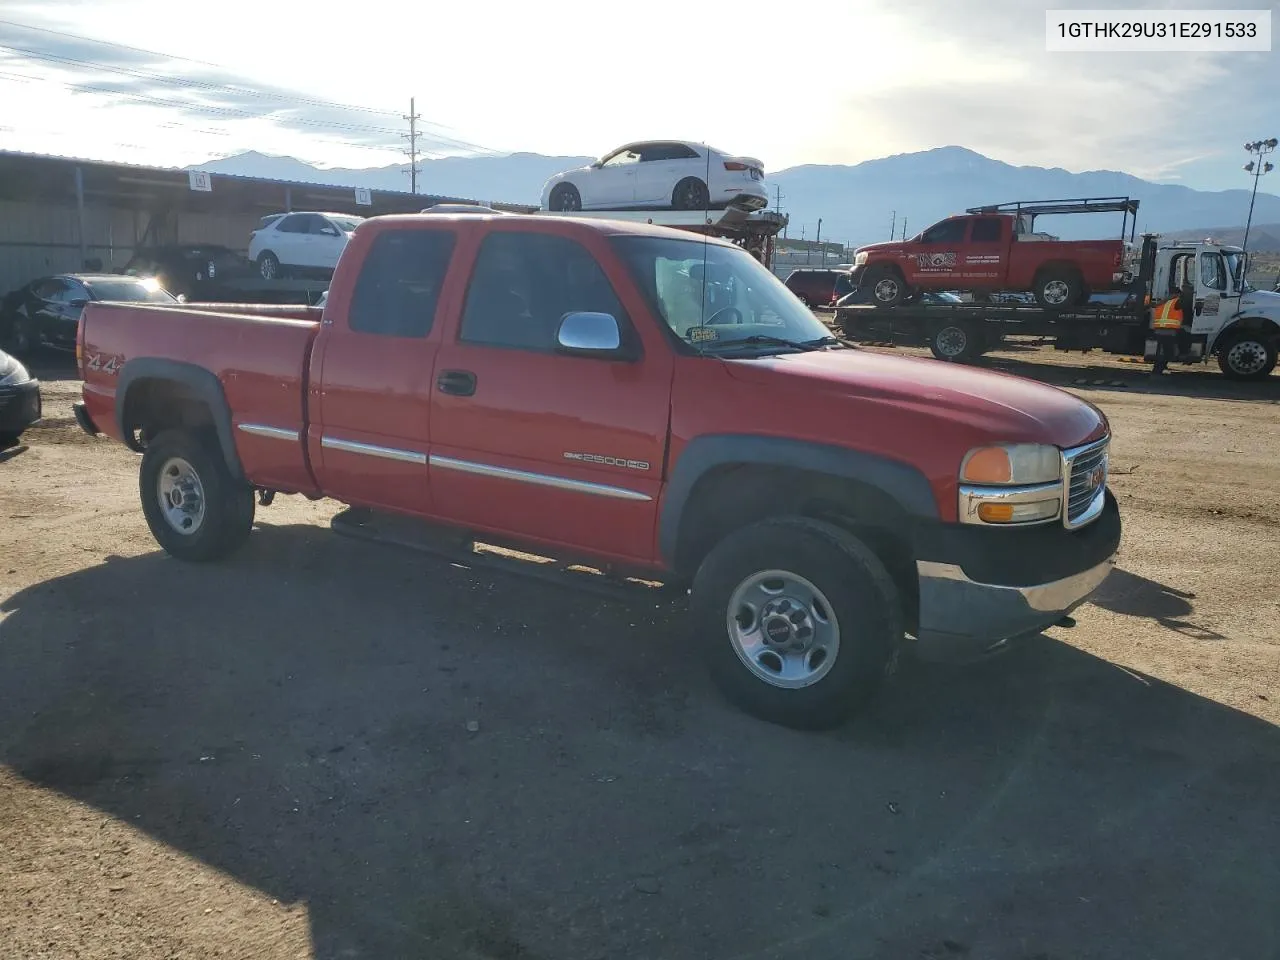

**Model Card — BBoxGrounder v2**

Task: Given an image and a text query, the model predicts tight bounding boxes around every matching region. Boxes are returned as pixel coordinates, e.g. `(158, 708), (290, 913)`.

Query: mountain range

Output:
(192, 146), (1280, 250)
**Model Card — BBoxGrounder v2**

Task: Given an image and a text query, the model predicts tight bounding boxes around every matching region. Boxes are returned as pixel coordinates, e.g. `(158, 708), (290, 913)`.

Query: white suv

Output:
(248, 212), (364, 280)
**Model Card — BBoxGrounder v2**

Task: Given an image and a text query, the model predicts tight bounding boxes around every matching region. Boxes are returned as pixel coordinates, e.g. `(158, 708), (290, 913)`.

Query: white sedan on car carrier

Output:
(542, 141), (768, 213)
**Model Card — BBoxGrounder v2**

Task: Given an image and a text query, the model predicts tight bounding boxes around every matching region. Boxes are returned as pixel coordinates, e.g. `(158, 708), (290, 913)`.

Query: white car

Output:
(541, 141), (768, 213)
(248, 211), (364, 280)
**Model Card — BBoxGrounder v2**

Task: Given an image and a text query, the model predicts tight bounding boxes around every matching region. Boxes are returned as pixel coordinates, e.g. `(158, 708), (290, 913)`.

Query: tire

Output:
(1217, 331), (1278, 381)
(862, 265), (908, 308)
(0, 431), (20, 450)
(139, 428), (256, 562)
(1033, 269), (1082, 309)
(548, 183), (581, 212)
(257, 251), (281, 281)
(8, 317), (34, 355)
(929, 321), (984, 362)
(690, 516), (902, 730)
(795, 294), (812, 308)
(672, 177), (710, 211)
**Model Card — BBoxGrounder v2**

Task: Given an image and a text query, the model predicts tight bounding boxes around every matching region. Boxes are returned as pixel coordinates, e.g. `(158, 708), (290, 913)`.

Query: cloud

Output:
(0, 17), (493, 156)
(817, 0), (1279, 186)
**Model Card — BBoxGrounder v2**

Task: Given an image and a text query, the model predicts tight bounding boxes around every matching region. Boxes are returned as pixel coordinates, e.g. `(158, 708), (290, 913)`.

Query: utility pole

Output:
(773, 184), (784, 216)
(816, 218), (823, 266)
(889, 210), (896, 240)
(402, 97), (422, 194)
(1242, 138), (1277, 267)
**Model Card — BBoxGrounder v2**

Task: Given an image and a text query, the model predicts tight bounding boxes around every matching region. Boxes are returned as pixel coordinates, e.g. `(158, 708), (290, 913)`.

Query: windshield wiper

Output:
(700, 334), (847, 353)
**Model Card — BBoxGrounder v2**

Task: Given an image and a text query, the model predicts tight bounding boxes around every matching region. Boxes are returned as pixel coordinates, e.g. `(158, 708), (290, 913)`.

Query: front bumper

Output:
(0, 378), (42, 433)
(913, 490), (1121, 659)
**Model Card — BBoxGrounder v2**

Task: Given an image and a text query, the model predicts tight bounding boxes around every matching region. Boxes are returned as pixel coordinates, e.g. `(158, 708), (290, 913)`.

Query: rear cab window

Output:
(347, 228), (457, 338)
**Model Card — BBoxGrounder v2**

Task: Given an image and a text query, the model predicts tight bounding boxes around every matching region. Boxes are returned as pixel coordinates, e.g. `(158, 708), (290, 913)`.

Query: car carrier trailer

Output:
(834, 234), (1280, 380)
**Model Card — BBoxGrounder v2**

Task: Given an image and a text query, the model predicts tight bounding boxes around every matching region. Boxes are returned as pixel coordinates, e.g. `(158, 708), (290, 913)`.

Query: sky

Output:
(0, 0), (1275, 191)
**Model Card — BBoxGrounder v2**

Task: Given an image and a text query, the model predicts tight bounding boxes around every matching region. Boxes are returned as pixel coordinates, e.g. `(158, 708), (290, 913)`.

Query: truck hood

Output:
(724, 349), (1106, 447)
(854, 240), (907, 254)
(1239, 288), (1280, 315)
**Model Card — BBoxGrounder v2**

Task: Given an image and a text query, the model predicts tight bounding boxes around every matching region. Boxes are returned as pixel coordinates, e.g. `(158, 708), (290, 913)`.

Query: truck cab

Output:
(1146, 241), (1280, 379)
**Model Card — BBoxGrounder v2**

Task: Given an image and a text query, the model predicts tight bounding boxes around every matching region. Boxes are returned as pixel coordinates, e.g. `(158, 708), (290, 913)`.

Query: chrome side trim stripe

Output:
(322, 435), (427, 465)
(238, 422), (300, 441)
(429, 454), (652, 502)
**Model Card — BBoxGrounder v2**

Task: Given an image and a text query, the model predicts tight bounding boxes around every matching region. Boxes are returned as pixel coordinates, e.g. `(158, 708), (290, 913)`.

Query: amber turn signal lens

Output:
(977, 503), (1015, 523)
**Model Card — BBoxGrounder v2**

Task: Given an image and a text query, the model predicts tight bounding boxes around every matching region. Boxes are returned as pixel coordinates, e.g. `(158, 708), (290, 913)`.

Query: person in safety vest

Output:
(1149, 275), (1194, 375)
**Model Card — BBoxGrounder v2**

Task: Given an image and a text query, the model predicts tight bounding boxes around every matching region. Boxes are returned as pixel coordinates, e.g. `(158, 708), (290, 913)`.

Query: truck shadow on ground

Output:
(976, 352), (1280, 404)
(1, 522), (1276, 960)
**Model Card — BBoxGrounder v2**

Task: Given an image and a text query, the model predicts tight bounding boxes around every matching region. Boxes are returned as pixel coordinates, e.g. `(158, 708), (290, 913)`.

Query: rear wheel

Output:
(139, 428), (255, 561)
(548, 183), (581, 212)
(691, 517), (902, 730)
(1217, 331), (1277, 380)
(672, 177), (710, 211)
(1034, 269), (1082, 309)
(257, 251), (281, 281)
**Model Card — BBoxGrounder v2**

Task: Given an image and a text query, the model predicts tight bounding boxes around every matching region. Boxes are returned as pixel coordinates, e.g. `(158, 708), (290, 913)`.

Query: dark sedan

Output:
(122, 244), (254, 300)
(1, 274), (178, 355)
(0, 347), (40, 448)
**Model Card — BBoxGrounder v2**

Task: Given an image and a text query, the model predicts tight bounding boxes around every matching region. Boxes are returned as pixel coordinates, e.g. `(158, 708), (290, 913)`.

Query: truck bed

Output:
(80, 302), (322, 494)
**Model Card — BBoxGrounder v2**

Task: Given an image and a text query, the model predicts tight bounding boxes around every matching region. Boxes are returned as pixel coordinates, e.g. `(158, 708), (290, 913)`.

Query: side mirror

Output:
(556, 311), (626, 358)
(68, 298), (89, 308)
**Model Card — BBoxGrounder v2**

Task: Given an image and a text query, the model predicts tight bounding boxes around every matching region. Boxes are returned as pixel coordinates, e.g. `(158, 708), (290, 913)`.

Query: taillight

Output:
(723, 161), (748, 171)
(1113, 251), (1123, 267)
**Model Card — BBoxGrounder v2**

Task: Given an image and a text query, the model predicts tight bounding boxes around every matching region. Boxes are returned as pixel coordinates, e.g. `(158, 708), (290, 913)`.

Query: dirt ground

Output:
(1, 345), (1278, 960)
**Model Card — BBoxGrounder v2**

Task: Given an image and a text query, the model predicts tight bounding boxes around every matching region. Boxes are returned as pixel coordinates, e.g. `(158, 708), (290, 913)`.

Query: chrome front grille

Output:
(1063, 437), (1109, 528)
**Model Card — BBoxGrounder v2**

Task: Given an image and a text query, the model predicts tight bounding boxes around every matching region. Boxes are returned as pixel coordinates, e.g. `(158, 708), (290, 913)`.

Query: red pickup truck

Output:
(852, 204), (1133, 309)
(74, 211), (1121, 729)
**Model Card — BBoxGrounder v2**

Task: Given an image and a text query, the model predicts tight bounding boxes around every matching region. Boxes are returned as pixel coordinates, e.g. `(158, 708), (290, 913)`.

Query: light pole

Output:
(1242, 138), (1277, 273)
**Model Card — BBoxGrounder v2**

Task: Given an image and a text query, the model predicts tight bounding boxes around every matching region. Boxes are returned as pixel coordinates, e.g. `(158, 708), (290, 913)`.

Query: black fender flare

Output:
(115, 357), (243, 479)
(658, 433), (940, 564)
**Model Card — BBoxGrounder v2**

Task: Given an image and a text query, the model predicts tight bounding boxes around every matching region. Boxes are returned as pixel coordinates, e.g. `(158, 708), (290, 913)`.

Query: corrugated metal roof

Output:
(0, 148), (535, 210)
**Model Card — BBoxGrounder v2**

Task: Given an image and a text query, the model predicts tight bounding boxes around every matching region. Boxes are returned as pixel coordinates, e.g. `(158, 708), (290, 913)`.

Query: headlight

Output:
(854, 251), (868, 266)
(959, 443), (1063, 526)
(0, 356), (31, 386)
(960, 443), (1061, 485)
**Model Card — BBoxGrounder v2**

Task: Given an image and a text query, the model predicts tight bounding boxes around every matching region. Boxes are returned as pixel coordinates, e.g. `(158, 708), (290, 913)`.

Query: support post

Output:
(74, 165), (88, 268)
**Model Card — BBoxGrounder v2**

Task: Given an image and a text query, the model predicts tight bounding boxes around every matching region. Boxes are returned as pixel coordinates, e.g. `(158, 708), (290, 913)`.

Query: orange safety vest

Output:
(1151, 298), (1184, 330)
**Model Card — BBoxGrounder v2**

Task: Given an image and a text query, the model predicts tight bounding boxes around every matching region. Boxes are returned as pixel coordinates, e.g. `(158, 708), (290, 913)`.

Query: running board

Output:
(329, 508), (684, 604)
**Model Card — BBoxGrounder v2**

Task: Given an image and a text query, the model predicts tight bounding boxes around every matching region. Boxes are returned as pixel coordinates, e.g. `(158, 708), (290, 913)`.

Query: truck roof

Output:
(364, 211), (746, 247)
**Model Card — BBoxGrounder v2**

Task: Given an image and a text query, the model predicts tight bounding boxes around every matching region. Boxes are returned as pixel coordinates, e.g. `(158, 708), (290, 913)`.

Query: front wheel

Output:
(691, 517), (902, 730)
(862, 266), (908, 308)
(139, 429), (256, 561)
(257, 251), (281, 281)
(1217, 331), (1278, 380)
(548, 183), (581, 212)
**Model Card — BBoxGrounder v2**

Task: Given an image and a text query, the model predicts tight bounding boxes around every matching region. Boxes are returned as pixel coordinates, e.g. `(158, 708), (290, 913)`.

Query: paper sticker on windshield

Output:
(689, 326), (719, 342)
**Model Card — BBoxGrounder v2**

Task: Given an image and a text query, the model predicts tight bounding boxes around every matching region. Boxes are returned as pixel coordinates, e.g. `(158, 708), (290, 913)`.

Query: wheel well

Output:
(551, 182), (577, 195)
(121, 378), (216, 451)
(673, 464), (920, 631)
(1221, 316), (1280, 341)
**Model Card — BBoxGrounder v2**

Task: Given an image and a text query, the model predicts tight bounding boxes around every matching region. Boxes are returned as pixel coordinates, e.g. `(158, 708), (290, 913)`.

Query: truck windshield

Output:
(1224, 251), (1252, 292)
(610, 235), (835, 353)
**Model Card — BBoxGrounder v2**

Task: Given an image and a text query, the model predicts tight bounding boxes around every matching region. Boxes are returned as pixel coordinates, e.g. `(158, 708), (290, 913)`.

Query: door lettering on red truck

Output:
(915, 252), (957, 271)
(563, 451), (651, 471)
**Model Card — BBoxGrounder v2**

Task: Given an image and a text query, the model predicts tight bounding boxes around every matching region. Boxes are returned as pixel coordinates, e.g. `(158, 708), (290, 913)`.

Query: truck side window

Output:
(1199, 253), (1227, 291)
(920, 220), (966, 244)
(970, 218), (1002, 242)
(348, 229), (456, 338)
(460, 232), (627, 352)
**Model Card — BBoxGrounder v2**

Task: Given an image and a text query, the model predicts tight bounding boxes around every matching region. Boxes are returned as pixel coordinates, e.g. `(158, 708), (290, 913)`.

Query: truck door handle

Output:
(436, 370), (476, 396)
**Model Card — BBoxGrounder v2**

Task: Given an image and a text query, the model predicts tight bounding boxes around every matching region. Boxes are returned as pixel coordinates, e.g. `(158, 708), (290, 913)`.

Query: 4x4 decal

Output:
(85, 352), (122, 375)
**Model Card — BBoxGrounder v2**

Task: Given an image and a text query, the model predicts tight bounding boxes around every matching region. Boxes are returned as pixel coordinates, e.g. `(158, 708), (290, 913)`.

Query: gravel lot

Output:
(2, 345), (1278, 960)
